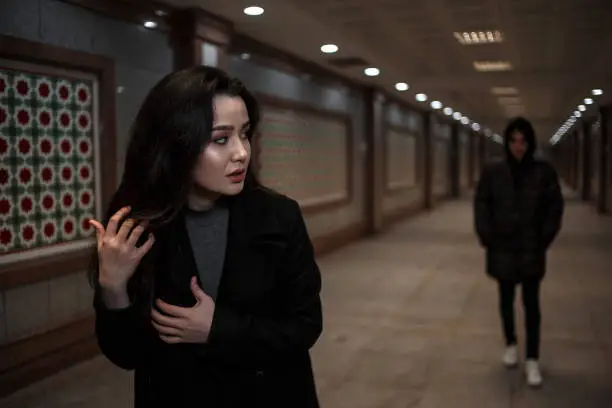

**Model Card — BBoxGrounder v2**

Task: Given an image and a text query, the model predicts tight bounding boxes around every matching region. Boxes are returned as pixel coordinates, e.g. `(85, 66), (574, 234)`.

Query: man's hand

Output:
(151, 276), (215, 344)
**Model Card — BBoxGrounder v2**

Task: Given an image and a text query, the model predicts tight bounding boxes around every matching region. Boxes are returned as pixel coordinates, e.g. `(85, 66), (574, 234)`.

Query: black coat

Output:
(93, 187), (323, 408)
(474, 158), (564, 282)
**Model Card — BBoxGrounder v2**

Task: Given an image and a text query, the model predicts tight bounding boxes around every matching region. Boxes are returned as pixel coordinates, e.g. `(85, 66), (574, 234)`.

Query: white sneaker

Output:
(502, 345), (518, 367)
(525, 359), (543, 387)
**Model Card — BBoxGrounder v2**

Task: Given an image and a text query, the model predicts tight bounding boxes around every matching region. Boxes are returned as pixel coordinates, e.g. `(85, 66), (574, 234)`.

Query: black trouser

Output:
(498, 279), (541, 360)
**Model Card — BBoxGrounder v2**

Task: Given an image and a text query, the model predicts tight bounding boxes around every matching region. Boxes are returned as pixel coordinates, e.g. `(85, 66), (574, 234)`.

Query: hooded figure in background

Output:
(474, 117), (564, 388)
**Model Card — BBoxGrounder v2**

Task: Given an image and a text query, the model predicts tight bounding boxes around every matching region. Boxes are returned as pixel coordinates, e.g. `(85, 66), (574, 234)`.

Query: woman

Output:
(88, 66), (323, 407)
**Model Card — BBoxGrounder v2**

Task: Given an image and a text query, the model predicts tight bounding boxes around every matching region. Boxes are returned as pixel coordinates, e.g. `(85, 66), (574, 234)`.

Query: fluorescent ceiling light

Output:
(244, 6), (264, 16)
(364, 67), (380, 76)
(592, 89), (603, 96)
(503, 105), (526, 116)
(443, 107), (453, 116)
(416, 93), (427, 102)
(454, 30), (503, 45)
(320, 44), (338, 54)
(430, 101), (442, 109)
(491, 87), (519, 95)
(584, 98), (594, 105)
(143, 21), (157, 29)
(395, 82), (409, 91)
(474, 61), (513, 72)
(497, 96), (522, 105)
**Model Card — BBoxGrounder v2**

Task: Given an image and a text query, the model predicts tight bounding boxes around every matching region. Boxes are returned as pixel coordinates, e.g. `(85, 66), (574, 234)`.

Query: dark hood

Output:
(503, 116), (537, 165)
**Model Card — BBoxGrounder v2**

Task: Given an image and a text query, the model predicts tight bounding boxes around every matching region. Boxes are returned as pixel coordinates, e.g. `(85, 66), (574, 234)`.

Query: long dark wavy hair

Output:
(88, 65), (262, 305)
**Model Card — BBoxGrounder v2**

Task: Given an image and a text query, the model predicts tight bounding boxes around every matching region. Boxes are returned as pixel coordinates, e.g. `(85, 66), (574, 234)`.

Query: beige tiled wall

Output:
(0, 271), (93, 345)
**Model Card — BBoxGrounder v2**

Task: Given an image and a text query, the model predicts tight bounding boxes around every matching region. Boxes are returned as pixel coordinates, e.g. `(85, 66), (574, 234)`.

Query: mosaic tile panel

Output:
(0, 66), (96, 255)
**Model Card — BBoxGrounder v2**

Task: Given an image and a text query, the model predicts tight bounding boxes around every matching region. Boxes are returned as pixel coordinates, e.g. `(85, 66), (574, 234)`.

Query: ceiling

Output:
(159, 0), (612, 145)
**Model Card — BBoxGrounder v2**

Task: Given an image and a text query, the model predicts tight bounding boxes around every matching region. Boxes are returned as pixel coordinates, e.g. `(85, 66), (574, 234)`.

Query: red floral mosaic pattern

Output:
(0, 67), (96, 254)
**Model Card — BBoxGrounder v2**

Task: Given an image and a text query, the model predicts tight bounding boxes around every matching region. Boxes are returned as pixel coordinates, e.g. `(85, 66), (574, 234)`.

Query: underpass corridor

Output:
(2, 187), (611, 408)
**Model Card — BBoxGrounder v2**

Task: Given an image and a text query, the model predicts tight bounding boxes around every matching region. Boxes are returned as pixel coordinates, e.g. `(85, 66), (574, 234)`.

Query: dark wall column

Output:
(364, 88), (386, 233)
(467, 131), (475, 188)
(169, 8), (234, 70)
(581, 121), (592, 201)
(597, 105), (610, 214)
(572, 131), (580, 189)
(449, 122), (460, 198)
(423, 112), (433, 209)
(565, 133), (574, 187)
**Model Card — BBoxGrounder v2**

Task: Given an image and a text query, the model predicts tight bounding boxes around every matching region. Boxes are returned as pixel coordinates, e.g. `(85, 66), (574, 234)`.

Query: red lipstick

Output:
(227, 169), (246, 183)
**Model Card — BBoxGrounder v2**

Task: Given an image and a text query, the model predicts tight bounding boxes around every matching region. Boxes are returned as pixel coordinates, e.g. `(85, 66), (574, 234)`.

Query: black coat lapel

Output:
(154, 212), (200, 308)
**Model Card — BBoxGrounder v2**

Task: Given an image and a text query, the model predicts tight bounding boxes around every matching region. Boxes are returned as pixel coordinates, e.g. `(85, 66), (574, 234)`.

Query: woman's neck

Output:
(188, 190), (220, 211)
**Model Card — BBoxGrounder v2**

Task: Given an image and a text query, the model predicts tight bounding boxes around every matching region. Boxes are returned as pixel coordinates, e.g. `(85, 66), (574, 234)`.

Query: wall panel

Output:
(227, 54), (367, 247)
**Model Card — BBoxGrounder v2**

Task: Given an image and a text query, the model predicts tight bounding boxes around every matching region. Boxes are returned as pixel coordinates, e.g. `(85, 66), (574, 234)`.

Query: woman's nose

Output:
(231, 138), (249, 161)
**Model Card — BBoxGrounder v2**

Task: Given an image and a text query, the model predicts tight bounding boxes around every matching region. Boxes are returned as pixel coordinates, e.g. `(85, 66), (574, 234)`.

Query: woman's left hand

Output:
(151, 276), (216, 344)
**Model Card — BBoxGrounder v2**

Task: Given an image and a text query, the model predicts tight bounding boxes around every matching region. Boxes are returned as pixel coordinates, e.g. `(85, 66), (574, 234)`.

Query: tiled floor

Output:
(2, 189), (612, 407)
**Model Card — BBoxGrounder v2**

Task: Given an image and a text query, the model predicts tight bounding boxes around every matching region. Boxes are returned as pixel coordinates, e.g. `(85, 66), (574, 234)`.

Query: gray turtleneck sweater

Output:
(184, 205), (229, 301)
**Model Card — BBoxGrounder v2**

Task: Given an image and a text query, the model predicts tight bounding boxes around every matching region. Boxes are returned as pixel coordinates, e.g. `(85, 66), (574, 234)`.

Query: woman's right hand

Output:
(89, 206), (155, 292)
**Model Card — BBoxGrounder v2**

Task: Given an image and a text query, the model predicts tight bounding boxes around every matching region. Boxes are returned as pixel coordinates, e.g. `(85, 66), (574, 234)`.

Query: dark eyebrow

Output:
(212, 121), (251, 132)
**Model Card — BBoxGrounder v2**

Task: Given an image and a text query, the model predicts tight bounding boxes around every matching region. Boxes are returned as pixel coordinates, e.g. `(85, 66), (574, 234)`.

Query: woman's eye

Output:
(213, 136), (228, 145)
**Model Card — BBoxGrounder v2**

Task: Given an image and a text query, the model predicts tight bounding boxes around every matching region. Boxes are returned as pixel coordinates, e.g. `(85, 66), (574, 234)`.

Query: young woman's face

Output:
(191, 94), (251, 202)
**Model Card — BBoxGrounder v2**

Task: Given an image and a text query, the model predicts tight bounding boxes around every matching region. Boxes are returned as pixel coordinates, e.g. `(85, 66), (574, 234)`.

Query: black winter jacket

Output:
(474, 156), (564, 282)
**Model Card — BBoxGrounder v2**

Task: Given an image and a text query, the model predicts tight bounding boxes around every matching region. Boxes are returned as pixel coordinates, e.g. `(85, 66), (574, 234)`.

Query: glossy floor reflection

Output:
(2, 188), (612, 408)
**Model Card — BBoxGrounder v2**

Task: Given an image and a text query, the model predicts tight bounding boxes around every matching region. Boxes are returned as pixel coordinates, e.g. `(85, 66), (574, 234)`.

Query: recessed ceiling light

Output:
(143, 21), (157, 29)
(454, 30), (503, 45)
(461, 116), (469, 125)
(244, 6), (264, 16)
(364, 67), (380, 76)
(430, 101), (442, 110)
(320, 44), (338, 54)
(395, 82), (409, 91)
(453, 112), (462, 120)
(592, 89), (603, 96)
(574, 111), (581, 117)
(154, 10), (167, 17)
(240, 53), (251, 60)
(472, 123), (481, 131)
(416, 93), (427, 102)
(443, 107), (453, 115)
(474, 61), (513, 72)
(578, 105), (586, 111)
(584, 98), (594, 105)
